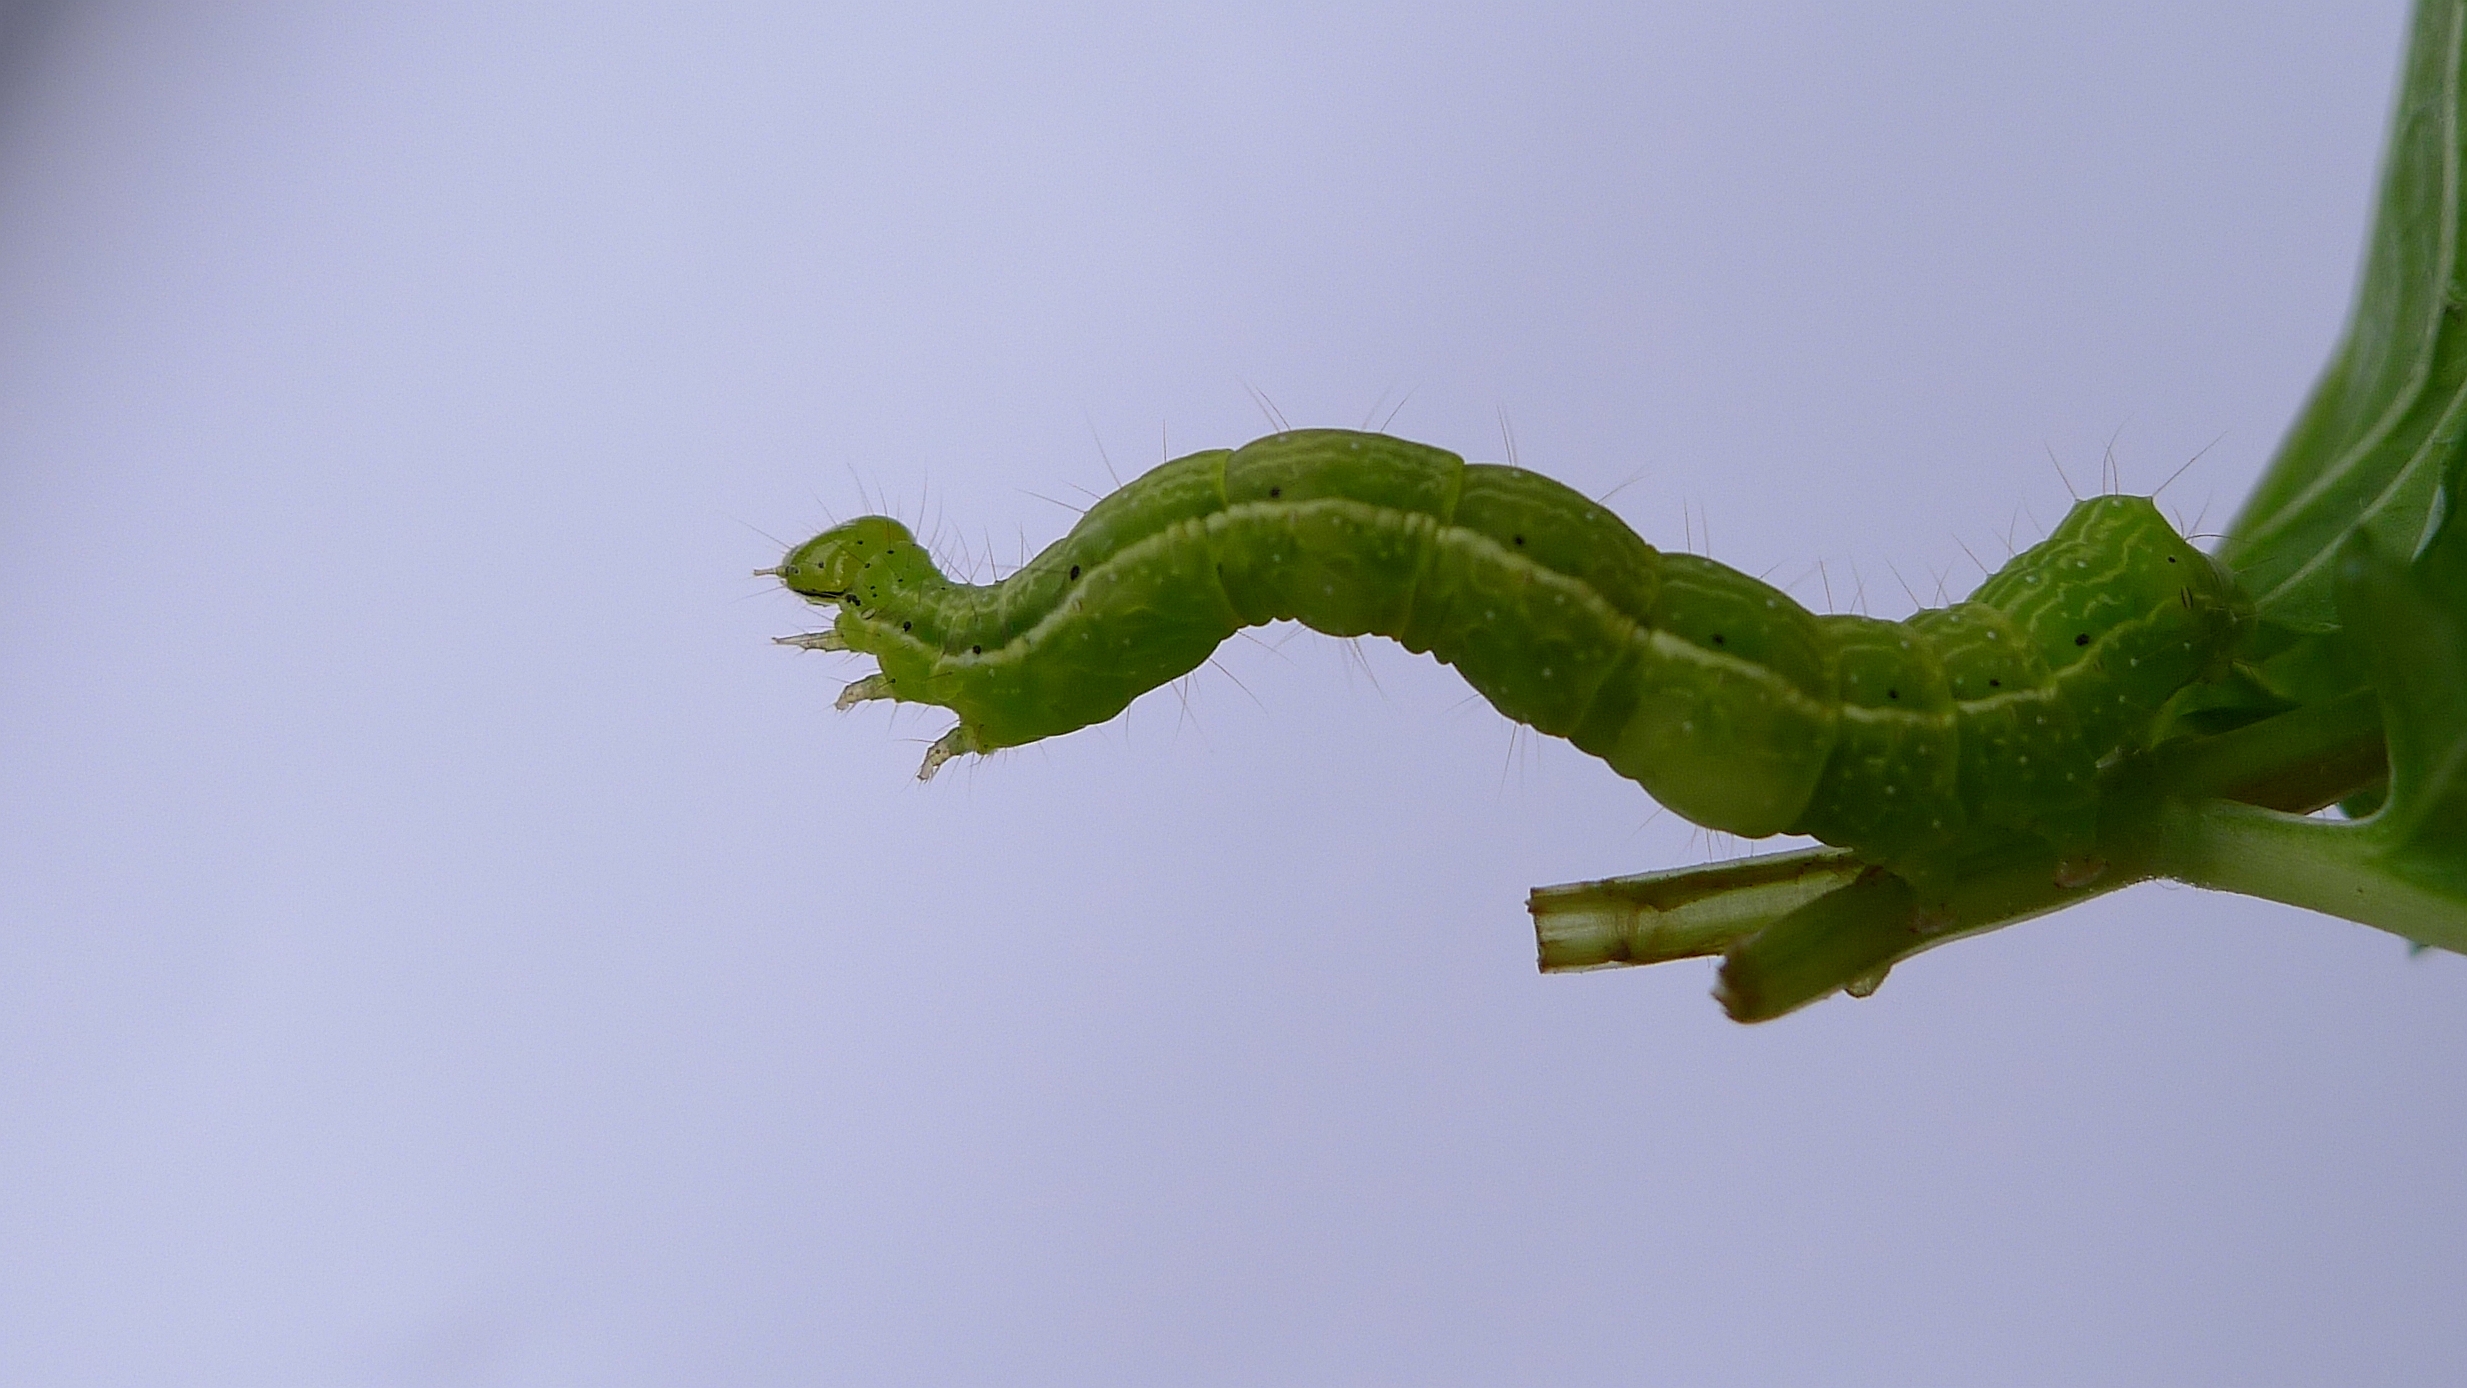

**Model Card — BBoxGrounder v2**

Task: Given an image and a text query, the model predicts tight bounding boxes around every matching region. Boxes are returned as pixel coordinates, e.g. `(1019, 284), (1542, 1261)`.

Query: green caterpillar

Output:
(767, 428), (2249, 884)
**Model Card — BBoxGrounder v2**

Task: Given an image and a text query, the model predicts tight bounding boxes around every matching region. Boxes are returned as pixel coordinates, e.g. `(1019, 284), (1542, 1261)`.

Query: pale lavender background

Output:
(1, 2), (2459, 1384)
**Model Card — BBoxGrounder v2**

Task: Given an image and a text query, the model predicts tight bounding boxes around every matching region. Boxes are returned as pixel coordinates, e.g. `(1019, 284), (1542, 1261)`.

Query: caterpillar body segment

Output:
(774, 429), (2248, 877)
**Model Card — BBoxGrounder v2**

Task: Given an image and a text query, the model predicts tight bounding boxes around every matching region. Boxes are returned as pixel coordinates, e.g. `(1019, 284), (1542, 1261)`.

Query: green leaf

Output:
(2340, 503), (2467, 865)
(2222, 0), (2467, 634)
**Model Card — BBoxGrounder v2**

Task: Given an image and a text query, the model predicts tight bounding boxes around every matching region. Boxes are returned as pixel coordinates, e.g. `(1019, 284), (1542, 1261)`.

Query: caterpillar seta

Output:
(765, 429), (2249, 887)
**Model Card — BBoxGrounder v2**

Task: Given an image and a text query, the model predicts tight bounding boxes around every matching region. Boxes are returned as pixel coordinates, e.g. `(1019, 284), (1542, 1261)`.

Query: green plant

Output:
(773, 1), (2467, 1021)
(1537, 0), (2467, 1018)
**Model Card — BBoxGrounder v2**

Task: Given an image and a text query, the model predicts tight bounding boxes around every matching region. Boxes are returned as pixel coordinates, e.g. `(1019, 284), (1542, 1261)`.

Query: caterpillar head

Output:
(772, 516), (941, 608)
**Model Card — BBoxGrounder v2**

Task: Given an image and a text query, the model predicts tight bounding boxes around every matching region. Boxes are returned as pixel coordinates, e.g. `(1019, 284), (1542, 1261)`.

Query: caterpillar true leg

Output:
(774, 631), (848, 651)
(835, 674), (895, 711)
(918, 726), (978, 782)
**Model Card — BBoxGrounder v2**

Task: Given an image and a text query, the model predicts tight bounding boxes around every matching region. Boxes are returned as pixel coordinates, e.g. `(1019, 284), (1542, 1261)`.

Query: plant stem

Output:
(2143, 798), (2467, 952)
(1530, 848), (1859, 970)
(2140, 688), (2385, 811)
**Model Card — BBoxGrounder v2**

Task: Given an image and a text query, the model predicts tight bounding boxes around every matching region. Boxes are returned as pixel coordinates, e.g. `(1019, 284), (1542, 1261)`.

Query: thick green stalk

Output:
(2143, 800), (2467, 952)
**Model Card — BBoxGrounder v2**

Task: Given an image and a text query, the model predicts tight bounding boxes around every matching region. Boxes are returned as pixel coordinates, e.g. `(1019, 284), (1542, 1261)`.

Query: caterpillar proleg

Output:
(770, 429), (2248, 882)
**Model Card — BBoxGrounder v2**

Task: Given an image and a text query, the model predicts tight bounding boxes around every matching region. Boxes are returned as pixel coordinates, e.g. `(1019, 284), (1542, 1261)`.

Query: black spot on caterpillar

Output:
(771, 429), (2249, 880)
